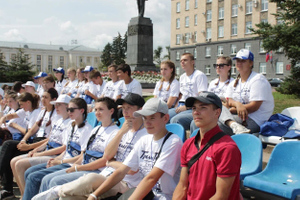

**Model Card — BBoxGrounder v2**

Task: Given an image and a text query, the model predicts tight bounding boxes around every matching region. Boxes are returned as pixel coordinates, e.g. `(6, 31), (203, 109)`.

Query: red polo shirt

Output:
(181, 125), (241, 200)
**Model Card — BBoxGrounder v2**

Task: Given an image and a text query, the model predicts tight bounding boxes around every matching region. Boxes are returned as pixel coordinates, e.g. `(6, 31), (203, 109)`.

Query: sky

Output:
(0, 0), (171, 52)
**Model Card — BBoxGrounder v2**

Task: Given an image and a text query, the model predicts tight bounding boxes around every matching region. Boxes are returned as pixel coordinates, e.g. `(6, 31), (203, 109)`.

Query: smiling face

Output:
(67, 69), (76, 81)
(117, 70), (126, 80)
(143, 112), (169, 135)
(192, 100), (220, 129)
(122, 102), (140, 125)
(54, 72), (63, 81)
(77, 69), (84, 81)
(94, 102), (113, 122)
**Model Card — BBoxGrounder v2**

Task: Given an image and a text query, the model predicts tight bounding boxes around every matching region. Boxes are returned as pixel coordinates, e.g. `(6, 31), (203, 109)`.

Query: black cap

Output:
(116, 93), (145, 108)
(185, 91), (222, 110)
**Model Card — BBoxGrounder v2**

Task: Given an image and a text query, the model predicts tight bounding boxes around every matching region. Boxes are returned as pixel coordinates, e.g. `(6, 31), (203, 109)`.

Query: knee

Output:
(27, 173), (41, 185)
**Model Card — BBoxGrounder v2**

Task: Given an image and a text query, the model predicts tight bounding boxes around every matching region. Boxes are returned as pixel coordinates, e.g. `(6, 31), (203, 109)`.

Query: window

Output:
(246, 1), (253, 14)
(218, 26), (224, 37)
(194, 14), (198, 26)
(185, 16), (189, 27)
(206, 28), (211, 39)
(231, 44), (237, 55)
(205, 65), (211, 75)
(176, 18), (180, 29)
(36, 55), (41, 72)
(60, 56), (64, 68)
(185, 33), (190, 44)
(194, 31), (197, 42)
(232, 64), (237, 75)
(94, 57), (99, 64)
(232, 4), (238, 17)
(205, 47), (211, 57)
(276, 62), (284, 74)
(259, 63), (267, 74)
(176, 2), (180, 13)
(176, 34), (181, 45)
(246, 21), (252, 34)
(48, 55), (53, 72)
(259, 41), (266, 53)
(207, 0), (212, 3)
(185, 0), (190, 10)
(261, 19), (268, 23)
(11, 54), (16, 61)
(218, 46), (224, 55)
(195, 0), (198, 8)
(176, 51), (180, 61)
(232, 23), (237, 35)
(245, 43), (251, 51)
(219, 7), (224, 19)
(194, 48), (197, 59)
(207, 10), (212, 22)
(261, 0), (268, 11)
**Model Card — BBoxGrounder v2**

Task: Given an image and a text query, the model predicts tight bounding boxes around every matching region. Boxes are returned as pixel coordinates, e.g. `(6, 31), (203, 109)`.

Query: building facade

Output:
(170, 0), (291, 81)
(0, 41), (101, 73)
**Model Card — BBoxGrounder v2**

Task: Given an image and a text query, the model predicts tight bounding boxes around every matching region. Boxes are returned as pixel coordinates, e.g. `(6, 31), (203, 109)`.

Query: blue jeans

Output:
(23, 163), (70, 200)
(42, 169), (100, 192)
(169, 109), (193, 131)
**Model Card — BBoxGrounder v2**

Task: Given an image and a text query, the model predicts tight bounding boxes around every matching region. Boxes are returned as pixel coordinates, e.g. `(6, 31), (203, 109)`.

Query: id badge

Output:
(37, 127), (45, 137)
(99, 167), (115, 177)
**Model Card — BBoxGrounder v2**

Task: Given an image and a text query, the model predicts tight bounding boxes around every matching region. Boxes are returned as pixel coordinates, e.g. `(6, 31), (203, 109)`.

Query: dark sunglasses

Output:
(67, 107), (80, 113)
(213, 63), (229, 68)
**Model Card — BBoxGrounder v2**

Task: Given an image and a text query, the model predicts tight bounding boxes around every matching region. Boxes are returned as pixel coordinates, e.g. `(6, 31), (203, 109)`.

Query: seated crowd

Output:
(0, 49), (274, 200)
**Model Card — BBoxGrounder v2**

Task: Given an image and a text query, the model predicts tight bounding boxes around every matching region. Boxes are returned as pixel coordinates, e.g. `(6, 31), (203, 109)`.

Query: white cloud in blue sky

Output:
(0, 0), (171, 51)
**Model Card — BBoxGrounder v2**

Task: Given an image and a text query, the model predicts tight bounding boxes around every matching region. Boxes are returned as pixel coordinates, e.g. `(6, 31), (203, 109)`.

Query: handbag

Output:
(260, 113), (294, 137)
(46, 141), (62, 150)
(84, 94), (93, 104)
(67, 141), (81, 157)
(83, 150), (103, 164)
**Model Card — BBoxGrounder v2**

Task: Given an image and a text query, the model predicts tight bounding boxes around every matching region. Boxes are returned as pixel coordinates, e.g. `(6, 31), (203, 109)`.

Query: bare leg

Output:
(10, 155), (28, 194)
(15, 159), (32, 195)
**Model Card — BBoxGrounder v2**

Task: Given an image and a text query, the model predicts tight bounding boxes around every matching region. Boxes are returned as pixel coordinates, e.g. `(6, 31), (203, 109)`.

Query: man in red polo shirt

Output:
(173, 91), (241, 200)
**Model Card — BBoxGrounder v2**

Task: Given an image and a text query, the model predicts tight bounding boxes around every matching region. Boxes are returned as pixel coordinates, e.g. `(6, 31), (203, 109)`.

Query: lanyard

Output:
(121, 124), (143, 161)
(86, 122), (114, 150)
(239, 72), (252, 104)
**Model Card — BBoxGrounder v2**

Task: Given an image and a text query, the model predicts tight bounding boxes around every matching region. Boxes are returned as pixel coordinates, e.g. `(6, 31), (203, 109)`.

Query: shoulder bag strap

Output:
(153, 131), (173, 166)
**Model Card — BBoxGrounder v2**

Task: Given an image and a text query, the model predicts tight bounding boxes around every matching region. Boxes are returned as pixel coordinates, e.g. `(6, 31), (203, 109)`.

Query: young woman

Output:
(153, 61), (180, 109)
(53, 67), (67, 95)
(22, 98), (93, 200)
(222, 49), (274, 134)
(10, 94), (71, 196)
(61, 68), (78, 96)
(43, 75), (56, 92)
(74, 67), (88, 98)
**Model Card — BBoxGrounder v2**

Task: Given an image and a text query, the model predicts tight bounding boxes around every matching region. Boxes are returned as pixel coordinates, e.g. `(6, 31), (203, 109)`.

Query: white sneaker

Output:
(32, 186), (59, 200)
(230, 122), (251, 134)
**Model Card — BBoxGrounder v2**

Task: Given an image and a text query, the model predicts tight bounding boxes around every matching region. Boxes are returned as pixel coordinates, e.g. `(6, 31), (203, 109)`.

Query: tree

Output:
(153, 46), (163, 67)
(0, 51), (9, 82)
(163, 46), (171, 60)
(111, 33), (126, 65)
(251, 0), (300, 96)
(100, 43), (113, 70)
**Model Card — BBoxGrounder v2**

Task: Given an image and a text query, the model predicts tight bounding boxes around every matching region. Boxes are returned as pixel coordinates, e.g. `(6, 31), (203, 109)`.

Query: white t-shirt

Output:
(96, 80), (107, 98)
(37, 84), (44, 98)
(102, 80), (122, 100)
(179, 70), (208, 102)
(55, 79), (67, 95)
(118, 79), (143, 98)
(82, 124), (119, 169)
(71, 80), (85, 97)
(35, 109), (61, 138)
(153, 79), (180, 103)
(77, 82), (89, 98)
(63, 121), (93, 160)
(60, 79), (78, 95)
(26, 108), (42, 130)
(87, 81), (98, 97)
(123, 133), (182, 200)
(6, 109), (27, 134)
(225, 71), (274, 126)
(208, 77), (235, 99)
(48, 117), (71, 145)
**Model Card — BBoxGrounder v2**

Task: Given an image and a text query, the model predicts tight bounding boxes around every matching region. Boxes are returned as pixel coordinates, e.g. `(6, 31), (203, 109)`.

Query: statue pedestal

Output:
(126, 17), (156, 72)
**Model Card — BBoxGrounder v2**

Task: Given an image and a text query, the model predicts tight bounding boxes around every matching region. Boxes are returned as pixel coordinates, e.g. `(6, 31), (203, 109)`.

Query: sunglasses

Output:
(213, 63), (229, 68)
(67, 107), (80, 113)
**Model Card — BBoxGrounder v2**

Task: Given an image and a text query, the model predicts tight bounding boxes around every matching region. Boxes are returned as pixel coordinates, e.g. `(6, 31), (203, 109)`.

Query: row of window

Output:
(176, 0), (269, 13)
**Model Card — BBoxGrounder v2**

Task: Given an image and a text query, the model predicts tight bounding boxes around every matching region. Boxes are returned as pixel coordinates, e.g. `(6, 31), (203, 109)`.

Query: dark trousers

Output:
(0, 140), (28, 192)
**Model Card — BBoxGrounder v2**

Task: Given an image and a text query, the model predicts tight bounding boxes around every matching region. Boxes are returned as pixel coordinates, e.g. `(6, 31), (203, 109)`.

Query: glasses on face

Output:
(67, 107), (80, 113)
(213, 63), (229, 69)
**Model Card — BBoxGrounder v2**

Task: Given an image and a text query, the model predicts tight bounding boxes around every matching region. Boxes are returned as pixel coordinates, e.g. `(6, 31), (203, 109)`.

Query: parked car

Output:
(268, 78), (284, 87)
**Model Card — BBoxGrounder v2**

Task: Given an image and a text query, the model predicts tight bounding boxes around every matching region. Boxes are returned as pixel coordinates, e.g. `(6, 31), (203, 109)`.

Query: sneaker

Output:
(32, 186), (59, 200)
(230, 122), (251, 134)
(0, 190), (14, 200)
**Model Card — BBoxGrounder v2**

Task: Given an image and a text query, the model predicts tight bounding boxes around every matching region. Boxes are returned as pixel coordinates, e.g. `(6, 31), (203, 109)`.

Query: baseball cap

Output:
(0, 88), (4, 98)
(82, 66), (94, 73)
(53, 67), (65, 75)
(34, 72), (48, 79)
(233, 49), (254, 61)
(50, 94), (71, 105)
(185, 91), (222, 110)
(133, 98), (168, 117)
(116, 93), (145, 108)
(22, 81), (36, 88)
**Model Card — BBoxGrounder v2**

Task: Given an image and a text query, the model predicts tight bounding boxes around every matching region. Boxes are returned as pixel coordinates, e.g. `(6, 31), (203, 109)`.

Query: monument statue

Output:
(137, 0), (147, 17)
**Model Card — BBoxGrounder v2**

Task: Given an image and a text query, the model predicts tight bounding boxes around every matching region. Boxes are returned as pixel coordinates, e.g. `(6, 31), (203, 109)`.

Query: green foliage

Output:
(273, 92), (300, 114)
(0, 51), (8, 82)
(111, 32), (126, 65)
(251, 0), (300, 96)
(100, 43), (113, 69)
(164, 46), (170, 60)
(154, 46), (163, 66)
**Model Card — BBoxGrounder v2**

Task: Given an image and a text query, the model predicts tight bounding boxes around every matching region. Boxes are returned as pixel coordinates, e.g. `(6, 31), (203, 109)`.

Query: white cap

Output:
(22, 81), (36, 89)
(50, 94), (71, 105)
(133, 98), (168, 117)
(82, 66), (94, 72)
(0, 88), (4, 97)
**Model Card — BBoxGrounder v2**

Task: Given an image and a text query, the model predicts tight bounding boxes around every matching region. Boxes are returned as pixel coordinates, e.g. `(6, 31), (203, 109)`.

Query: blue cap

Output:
(82, 66), (94, 73)
(233, 49), (254, 61)
(34, 72), (48, 79)
(53, 67), (65, 74)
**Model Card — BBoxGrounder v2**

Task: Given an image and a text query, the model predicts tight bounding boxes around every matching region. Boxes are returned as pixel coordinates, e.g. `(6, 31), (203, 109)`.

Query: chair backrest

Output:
(231, 134), (263, 180)
(86, 112), (97, 127)
(281, 106), (300, 129)
(166, 124), (185, 142)
(190, 128), (199, 138)
(118, 117), (125, 128)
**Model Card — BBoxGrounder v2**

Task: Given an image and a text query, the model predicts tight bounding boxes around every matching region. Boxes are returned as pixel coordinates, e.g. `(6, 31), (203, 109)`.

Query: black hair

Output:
(47, 88), (58, 100)
(116, 64), (131, 77)
(70, 98), (88, 128)
(96, 97), (120, 126)
(13, 81), (24, 93)
(18, 92), (40, 110)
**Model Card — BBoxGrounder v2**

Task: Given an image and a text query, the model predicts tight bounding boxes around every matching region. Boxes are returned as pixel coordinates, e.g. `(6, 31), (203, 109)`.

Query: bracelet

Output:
(89, 193), (97, 200)
(75, 165), (78, 172)
(61, 160), (63, 164)
(21, 139), (26, 142)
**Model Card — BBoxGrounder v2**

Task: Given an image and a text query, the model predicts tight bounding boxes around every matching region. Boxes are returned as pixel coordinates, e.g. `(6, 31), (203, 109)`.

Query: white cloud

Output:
(60, 21), (77, 34)
(0, 29), (26, 42)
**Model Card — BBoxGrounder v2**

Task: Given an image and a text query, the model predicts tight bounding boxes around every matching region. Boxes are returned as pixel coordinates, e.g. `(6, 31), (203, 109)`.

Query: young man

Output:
(169, 53), (208, 132)
(87, 98), (182, 200)
(87, 70), (106, 100)
(100, 65), (122, 101)
(173, 91), (241, 200)
(34, 72), (48, 99)
(32, 93), (148, 200)
(116, 64), (142, 99)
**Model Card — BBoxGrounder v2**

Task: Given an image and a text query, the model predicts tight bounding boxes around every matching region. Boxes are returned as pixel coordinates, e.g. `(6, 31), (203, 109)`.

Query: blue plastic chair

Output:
(243, 141), (300, 199)
(231, 134), (263, 180)
(86, 112), (101, 127)
(190, 128), (199, 138)
(118, 117), (125, 128)
(166, 124), (185, 142)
